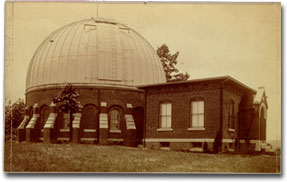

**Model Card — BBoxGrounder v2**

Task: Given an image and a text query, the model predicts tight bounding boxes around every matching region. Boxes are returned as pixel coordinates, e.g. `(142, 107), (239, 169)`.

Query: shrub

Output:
(5, 98), (25, 142)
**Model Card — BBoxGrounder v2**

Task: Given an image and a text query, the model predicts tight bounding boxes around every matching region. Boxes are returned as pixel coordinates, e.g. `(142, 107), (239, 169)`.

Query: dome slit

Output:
(89, 27), (96, 82)
(94, 21), (100, 82)
(87, 22), (98, 83)
(118, 29), (128, 83)
(109, 25), (119, 81)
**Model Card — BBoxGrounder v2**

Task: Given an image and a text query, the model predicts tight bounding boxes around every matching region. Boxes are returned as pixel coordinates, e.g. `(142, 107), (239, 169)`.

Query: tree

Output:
(5, 98), (25, 141)
(157, 44), (190, 82)
(53, 83), (81, 130)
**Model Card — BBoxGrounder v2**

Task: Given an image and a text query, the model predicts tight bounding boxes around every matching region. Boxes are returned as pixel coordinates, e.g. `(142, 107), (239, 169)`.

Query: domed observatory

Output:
(18, 17), (166, 146)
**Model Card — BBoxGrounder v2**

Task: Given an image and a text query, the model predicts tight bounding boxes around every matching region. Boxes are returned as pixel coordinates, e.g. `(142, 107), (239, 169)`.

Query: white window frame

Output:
(109, 109), (121, 133)
(62, 113), (70, 131)
(158, 103), (172, 131)
(189, 101), (205, 130)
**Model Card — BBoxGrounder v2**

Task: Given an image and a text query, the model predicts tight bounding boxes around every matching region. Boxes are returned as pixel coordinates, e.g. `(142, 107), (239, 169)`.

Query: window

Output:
(191, 142), (202, 148)
(191, 101), (204, 128)
(228, 101), (235, 129)
(160, 142), (170, 148)
(63, 113), (70, 129)
(110, 109), (120, 130)
(160, 103), (172, 128)
(229, 143), (235, 152)
(190, 142), (203, 152)
(160, 142), (170, 150)
(60, 112), (70, 132)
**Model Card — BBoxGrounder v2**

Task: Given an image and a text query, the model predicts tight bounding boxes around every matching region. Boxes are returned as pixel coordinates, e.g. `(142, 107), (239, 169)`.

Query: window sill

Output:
(190, 148), (203, 152)
(228, 128), (235, 132)
(160, 147), (170, 151)
(83, 129), (97, 133)
(109, 129), (121, 133)
(60, 128), (70, 132)
(157, 128), (173, 132)
(187, 128), (205, 131)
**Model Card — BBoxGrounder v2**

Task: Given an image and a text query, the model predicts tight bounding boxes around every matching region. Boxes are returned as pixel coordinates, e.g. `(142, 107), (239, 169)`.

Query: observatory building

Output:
(17, 18), (268, 152)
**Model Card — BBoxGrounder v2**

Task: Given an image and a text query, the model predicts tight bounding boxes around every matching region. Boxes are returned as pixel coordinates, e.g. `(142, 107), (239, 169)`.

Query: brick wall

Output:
(144, 81), (222, 140)
(222, 89), (242, 140)
(25, 86), (144, 142)
(26, 87), (145, 110)
(142, 79), (259, 152)
(24, 78), (264, 152)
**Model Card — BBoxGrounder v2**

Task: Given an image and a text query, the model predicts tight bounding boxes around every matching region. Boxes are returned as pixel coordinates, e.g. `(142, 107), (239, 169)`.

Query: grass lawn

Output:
(4, 142), (280, 173)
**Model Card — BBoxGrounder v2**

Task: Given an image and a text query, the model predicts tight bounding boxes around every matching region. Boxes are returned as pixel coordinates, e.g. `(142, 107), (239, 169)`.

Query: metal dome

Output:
(26, 17), (166, 92)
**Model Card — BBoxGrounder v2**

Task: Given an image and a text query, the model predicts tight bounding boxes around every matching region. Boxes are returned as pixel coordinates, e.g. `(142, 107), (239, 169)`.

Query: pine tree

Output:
(53, 83), (81, 130)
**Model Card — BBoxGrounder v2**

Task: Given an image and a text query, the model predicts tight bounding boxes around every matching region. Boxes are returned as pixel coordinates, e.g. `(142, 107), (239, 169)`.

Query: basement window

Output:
(229, 143), (235, 152)
(192, 142), (202, 148)
(190, 142), (203, 152)
(160, 142), (170, 150)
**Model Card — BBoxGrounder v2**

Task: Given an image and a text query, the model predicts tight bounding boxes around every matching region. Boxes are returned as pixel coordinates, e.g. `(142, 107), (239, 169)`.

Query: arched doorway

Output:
(107, 105), (125, 144)
(81, 104), (99, 143)
(133, 107), (144, 144)
(40, 105), (49, 129)
(110, 109), (121, 131)
(39, 105), (49, 140)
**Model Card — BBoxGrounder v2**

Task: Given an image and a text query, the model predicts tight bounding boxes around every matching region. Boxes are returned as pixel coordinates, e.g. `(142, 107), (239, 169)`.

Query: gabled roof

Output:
(138, 75), (257, 94)
(254, 87), (268, 108)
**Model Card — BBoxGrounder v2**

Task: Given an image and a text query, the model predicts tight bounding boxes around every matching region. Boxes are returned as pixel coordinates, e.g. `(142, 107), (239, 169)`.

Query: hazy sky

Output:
(5, 2), (281, 141)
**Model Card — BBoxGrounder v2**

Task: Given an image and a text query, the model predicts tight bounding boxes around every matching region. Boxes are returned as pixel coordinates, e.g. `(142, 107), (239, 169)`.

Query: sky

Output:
(4, 2), (281, 141)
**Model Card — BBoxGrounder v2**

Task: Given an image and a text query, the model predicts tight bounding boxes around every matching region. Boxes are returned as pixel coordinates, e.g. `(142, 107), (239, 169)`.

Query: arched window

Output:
(110, 109), (120, 130)
(228, 100), (235, 129)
